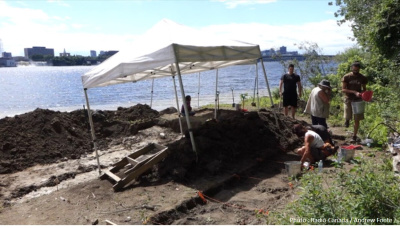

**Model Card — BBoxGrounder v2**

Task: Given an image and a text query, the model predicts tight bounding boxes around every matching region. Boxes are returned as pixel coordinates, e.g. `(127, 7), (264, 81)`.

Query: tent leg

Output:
(214, 69), (219, 119)
(255, 63), (260, 111)
(259, 60), (279, 126)
(84, 88), (102, 175)
(150, 79), (154, 108)
(171, 75), (184, 136)
(174, 61), (198, 162)
(197, 72), (200, 109)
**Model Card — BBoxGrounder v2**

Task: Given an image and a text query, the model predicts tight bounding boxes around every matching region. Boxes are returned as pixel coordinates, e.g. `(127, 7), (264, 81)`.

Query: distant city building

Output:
(98, 50), (118, 57)
(104, 50), (118, 56)
(279, 46), (287, 55)
(24, 46), (54, 59)
(261, 49), (276, 57)
(0, 57), (16, 67)
(0, 39), (3, 57)
(261, 46), (304, 61)
(60, 48), (71, 57)
(2, 52), (12, 58)
(262, 46), (299, 57)
(90, 50), (97, 57)
(285, 51), (299, 55)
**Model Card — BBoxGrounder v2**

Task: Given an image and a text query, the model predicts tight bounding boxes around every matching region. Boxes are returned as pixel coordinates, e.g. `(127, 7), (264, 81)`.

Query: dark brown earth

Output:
(0, 104), (351, 225)
(0, 104), (159, 174)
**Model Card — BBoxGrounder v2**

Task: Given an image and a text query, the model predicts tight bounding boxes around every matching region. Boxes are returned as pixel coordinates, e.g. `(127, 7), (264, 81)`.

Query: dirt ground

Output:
(0, 104), (361, 225)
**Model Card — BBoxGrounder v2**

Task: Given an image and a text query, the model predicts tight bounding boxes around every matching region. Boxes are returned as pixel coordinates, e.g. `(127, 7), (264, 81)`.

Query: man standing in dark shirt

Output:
(342, 61), (368, 141)
(279, 64), (302, 119)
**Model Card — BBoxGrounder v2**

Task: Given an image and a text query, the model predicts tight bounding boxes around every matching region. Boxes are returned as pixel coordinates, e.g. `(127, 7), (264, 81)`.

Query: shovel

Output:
(361, 90), (373, 102)
(231, 88), (235, 107)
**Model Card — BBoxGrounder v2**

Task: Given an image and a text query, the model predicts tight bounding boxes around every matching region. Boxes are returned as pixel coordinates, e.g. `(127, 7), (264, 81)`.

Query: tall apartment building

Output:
(24, 46), (54, 59)
(90, 50), (97, 57)
(279, 46), (287, 55)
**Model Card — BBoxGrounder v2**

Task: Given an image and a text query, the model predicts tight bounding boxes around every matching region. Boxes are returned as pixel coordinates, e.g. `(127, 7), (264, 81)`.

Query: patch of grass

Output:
(265, 156), (400, 225)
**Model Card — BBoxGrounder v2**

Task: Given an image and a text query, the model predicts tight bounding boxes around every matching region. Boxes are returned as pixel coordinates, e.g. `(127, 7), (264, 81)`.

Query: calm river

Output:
(0, 62), (294, 118)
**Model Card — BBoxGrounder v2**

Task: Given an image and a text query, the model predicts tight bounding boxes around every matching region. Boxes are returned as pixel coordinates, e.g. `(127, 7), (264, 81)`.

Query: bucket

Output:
(235, 104), (241, 111)
(351, 101), (365, 114)
(284, 161), (302, 177)
(339, 147), (355, 162)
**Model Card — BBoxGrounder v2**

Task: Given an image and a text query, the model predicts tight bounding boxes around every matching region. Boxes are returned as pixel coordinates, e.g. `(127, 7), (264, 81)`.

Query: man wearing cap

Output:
(304, 79), (331, 129)
(342, 61), (368, 142)
(279, 64), (302, 119)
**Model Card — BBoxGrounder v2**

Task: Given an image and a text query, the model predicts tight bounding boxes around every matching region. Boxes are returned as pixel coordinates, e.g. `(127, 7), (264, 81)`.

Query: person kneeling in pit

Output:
(292, 124), (338, 166)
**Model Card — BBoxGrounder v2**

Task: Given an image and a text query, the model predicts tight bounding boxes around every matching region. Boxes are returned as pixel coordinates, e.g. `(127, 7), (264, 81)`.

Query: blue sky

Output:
(0, 0), (356, 56)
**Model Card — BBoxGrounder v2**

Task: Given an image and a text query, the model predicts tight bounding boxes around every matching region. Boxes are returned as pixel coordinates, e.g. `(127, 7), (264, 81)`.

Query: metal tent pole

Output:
(256, 63), (260, 111)
(174, 61), (198, 162)
(214, 69), (219, 119)
(83, 88), (102, 175)
(170, 66), (184, 136)
(260, 59), (279, 126)
(197, 72), (200, 109)
(150, 78), (154, 108)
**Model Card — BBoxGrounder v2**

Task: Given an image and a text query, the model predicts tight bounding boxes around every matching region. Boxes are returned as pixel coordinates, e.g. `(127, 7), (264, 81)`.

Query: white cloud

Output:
(216, 0), (276, 9)
(200, 20), (355, 55)
(0, 1), (355, 56)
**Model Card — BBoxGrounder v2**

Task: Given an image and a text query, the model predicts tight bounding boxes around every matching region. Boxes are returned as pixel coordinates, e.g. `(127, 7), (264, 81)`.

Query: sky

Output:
(0, 0), (356, 57)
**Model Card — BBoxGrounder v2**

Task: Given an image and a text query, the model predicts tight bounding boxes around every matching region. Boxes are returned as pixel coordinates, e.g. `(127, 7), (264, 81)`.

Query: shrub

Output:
(267, 156), (400, 225)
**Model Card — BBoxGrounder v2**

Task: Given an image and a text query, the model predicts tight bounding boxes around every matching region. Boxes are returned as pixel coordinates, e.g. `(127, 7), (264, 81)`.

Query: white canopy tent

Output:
(81, 19), (275, 174)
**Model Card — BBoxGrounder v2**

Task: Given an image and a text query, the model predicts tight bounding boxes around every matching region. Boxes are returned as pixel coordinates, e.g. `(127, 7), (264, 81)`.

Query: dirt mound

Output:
(156, 110), (303, 182)
(0, 104), (159, 174)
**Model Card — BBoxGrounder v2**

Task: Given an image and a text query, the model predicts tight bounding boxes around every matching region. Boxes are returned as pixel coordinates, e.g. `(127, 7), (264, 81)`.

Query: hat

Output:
(351, 61), (361, 67)
(318, 79), (331, 89)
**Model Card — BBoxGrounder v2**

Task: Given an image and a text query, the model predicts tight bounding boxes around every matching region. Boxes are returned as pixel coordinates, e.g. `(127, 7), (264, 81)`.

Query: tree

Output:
(332, 0), (400, 62)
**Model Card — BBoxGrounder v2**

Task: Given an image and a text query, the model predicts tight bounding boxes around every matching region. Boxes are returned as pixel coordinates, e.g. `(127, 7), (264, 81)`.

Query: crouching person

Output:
(293, 124), (337, 166)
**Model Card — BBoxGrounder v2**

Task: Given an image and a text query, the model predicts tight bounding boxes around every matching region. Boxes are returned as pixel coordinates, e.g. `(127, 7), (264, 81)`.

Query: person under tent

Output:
(181, 95), (195, 116)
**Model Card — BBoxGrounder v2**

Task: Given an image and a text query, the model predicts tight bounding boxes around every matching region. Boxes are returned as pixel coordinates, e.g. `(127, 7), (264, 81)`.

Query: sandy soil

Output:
(0, 104), (358, 225)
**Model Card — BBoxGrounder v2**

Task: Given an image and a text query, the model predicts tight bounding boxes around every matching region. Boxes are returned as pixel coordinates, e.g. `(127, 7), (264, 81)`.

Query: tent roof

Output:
(82, 19), (261, 89)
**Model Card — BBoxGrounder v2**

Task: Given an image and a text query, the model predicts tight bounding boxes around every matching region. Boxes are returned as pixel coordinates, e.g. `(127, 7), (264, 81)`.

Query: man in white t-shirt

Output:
(292, 124), (338, 165)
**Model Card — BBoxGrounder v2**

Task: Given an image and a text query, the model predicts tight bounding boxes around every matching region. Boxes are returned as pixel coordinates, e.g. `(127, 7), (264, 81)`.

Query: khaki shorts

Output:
(344, 99), (364, 121)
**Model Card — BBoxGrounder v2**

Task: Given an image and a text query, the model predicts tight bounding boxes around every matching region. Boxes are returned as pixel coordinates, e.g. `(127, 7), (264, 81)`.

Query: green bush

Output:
(267, 157), (400, 225)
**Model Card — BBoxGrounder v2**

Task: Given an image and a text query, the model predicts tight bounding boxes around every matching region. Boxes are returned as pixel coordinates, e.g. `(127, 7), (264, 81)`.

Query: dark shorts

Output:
(283, 93), (298, 107)
(311, 147), (326, 161)
(311, 116), (328, 129)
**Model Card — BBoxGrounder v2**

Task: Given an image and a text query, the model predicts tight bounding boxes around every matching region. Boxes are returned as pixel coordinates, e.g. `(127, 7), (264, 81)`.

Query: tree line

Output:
(30, 52), (116, 66)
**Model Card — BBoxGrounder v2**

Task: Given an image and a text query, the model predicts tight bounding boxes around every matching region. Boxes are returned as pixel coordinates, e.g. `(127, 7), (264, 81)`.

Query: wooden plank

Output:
(109, 143), (160, 173)
(109, 157), (128, 173)
(154, 143), (167, 151)
(126, 157), (139, 166)
(113, 149), (169, 191)
(105, 220), (117, 225)
(102, 170), (121, 182)
(124, 153), (157, 175)
(127, 143), (156, 160)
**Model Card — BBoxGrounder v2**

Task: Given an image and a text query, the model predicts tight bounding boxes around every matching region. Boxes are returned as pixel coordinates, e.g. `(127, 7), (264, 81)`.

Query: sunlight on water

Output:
(0, 62), (293, 118)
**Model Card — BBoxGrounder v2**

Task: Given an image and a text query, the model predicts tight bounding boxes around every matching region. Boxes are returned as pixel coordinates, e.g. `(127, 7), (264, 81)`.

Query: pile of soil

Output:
(156, 110), (304, 183)
(0, 102), (305, 188)
(0, 104), (159, 174)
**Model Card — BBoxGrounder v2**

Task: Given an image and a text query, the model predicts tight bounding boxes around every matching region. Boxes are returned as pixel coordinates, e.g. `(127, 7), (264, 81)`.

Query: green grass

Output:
(265, 154), (400, 225)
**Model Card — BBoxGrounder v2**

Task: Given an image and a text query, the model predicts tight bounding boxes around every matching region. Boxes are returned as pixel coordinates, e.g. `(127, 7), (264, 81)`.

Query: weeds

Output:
(266, 156), (400, 225)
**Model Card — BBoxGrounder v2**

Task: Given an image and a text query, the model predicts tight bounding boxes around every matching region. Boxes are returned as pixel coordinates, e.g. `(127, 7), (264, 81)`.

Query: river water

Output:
(0, 62), (291, 118)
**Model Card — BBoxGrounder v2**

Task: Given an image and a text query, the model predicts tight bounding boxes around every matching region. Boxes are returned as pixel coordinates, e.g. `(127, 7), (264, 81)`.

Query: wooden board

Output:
(100, 143), (168, 191)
